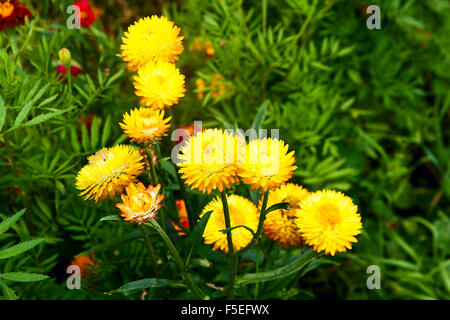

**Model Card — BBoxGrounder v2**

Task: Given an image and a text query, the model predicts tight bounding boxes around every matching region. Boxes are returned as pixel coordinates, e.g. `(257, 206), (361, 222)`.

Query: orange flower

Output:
(0, 0), (31, 31)
(71, 253), (98, 278)
(171, 200), (190, 236)
(115, 182), (164, 224)
(189, 36), (215, 58)
(195, 74), (232, 101)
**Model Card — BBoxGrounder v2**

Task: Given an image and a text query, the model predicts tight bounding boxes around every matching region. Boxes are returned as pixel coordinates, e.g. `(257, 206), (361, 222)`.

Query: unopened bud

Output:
(58, 48), (71, 65)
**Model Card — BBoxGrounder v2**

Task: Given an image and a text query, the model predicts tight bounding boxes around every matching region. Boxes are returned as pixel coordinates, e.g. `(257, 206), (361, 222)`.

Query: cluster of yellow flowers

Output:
(76, 15), (188, 223)
(75, 15), (362, 257)
(177, 128), (362, 255)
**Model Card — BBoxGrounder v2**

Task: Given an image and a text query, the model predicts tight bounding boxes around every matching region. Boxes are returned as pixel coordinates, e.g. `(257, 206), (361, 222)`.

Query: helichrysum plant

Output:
(73, 14), (363, 300)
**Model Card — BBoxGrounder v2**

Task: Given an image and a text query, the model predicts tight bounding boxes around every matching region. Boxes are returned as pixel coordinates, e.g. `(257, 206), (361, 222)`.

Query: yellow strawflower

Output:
(262, 183), (311, 246)
(200, 195), (259, 253)
(115, 182), (164, 224)
(75, 145), (144, 202)
(295, 190), (363, 256)
(238, 138), (297, 192)
(177, 128), (242, 194)
(119, 107), (171, 145)
(133, 60), (186, 109)
(121, 15), (184, 72)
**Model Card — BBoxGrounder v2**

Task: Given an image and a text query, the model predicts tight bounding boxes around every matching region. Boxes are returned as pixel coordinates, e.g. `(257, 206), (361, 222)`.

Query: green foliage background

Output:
(0, 0), (449, 299)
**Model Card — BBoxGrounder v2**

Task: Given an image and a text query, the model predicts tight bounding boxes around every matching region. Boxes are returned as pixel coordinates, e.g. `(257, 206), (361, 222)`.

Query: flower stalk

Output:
(147, 219), (206, 300)
(237, 190), (269, 256)
(220, 191), (238, 299)
(139, 224), (160, 277)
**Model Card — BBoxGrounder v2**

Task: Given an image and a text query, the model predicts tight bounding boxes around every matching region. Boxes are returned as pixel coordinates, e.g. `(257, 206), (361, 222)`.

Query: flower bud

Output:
(58, 48), (71, 65)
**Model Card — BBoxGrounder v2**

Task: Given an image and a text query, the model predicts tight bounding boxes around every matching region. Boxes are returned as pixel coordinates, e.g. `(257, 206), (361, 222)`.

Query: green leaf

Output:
(108, 278), (185, 295)
(185, 211), (212, 267)
(14, 101), (33, 126)
(101, 114), (111, 146)
(251, 100), (269, 132)
(70, 127), (81, 153)
(0, 209), (26, 236)
(81, 124), (90, 152)
(0, 239), (44, 260)
(0, 280), (18, 300)
(100, 215), (121, 222)
(90, 117), (100, 149)
(0, 95), (6, 131)
(219, 225), (256, 237)
(0, 272), (49, 282)
(265, 202), (290, 214)
(237, 249), (320, 285)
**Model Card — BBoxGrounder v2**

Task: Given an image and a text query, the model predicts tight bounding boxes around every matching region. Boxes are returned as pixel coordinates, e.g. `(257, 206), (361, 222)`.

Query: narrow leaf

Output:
(0, 96), (6, 131)
(14, 101), (33, 126)
(0, 209), (26, 236)
(101, 114), (111, 146)
(108, 278), (184, 295)
(185, 211), (212, 267)
(237, 249), (320, 285)
(0, 239), (44, 260)
(0, 272), (49, 282)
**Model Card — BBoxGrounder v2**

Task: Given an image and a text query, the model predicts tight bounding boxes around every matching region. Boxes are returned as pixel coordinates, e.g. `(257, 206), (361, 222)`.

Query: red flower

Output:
(74, 0), (96, 27)
(56, 64), (82, 77)
(0, 0), (32, 31)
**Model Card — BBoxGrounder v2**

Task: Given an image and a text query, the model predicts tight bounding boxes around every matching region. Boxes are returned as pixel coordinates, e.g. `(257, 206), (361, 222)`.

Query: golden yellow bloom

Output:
(133, 60), (186, 109)
(115, 182), (164, 224)
(295, 190), (362, 256)
(200, 195), (259, 253)
(76, 145), (144, 202)
(238, 138), (297, 192)
(121, 15), (184, 72)
(177, 128), (242, 194)
(262, 183), (311, 246)
(120, 107), (171, 145)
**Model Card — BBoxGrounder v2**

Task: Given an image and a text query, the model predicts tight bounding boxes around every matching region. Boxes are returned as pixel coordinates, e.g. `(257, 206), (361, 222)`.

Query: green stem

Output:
(64, 63), (73, 106)
(145, 145), (166, 231)
(220, 192), (238, 299)
(139, 224), (160, 277)
(147, 146), (159, 185)
(237, 190), (269, 256)
(148, 219), (206, 300)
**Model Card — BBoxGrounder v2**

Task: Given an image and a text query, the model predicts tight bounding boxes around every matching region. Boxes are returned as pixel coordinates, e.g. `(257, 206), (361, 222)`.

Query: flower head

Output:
(74, 0), (96, 27)
(238, 138), (297, 191)
(133, 60), (185, 109)
(116, 182), (164, 224)
(195, 74), (232, 101)
(56, 64), (82, 77)
(201, 195), (259, 253)
(120, 107), (171, 145)
(170, 199), (189, 236)
(0, 0), (31, 31)
(71, 253), (98, 278)
(189, 36), (215, 58)
(295, 190), (362, 256)
(262, 183), (311, 246)
(177, 128), (242, 194)
(121, 15), (184, 72)
(76, 145), (144, 202)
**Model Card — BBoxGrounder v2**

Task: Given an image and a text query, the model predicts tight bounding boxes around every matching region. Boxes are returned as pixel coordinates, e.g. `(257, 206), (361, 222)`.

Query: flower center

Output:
(129, 192), (152, 212)
(0, 1), (14, 18)
(318, 203), (341, 230)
